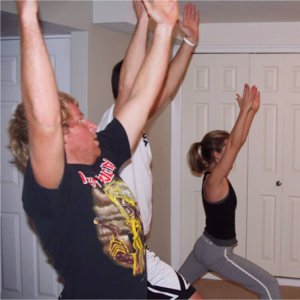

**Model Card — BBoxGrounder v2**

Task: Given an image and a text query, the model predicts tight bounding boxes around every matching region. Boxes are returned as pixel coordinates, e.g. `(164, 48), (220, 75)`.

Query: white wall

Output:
(197, 22), (300, 52)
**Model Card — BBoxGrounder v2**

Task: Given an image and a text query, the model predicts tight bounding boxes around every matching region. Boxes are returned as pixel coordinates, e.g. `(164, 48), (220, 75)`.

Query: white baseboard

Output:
(276, 277), (300, 287)
(203, 273), (300, 287)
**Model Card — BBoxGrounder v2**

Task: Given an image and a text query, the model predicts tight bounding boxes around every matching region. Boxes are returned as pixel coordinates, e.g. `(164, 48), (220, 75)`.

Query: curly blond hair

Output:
(8, 91), (78, 173)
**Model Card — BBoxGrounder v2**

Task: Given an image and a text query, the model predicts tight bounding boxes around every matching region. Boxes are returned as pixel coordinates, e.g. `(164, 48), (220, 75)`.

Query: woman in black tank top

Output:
(179, 84), (281, 299)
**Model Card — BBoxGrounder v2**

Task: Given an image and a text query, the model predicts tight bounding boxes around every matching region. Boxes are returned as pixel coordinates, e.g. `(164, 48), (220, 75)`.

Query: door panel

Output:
(247, 54), (300, 278)
(247, 54), (285, 275)
(280, 54), (300, 277)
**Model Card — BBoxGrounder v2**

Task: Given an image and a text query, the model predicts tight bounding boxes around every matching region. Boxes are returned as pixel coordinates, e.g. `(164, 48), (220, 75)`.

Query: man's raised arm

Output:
(150, 2), (200, 117)
(115, 0), (149, 114)
(17, 0), (64, 188)
(116, 0), (178, 150)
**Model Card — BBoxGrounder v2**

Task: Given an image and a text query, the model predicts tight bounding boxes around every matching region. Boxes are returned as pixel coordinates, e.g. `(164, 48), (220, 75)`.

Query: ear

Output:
(63, 130), (70, 144)
(212, 150), (221, 162)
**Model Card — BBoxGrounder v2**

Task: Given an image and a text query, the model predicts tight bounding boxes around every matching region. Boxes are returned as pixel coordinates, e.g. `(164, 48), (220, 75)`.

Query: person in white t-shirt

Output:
(98, 1), (201, 299)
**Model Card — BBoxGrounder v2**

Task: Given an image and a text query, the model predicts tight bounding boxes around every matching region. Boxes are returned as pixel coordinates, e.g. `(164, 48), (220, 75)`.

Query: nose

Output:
(86, 119), (97, 133)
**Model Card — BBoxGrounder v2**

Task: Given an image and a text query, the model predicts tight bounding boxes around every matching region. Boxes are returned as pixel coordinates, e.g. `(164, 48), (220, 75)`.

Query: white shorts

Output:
(146, 249), (195, 299)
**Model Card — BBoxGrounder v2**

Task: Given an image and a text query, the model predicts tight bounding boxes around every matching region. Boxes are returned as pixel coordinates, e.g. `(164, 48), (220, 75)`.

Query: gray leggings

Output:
(179, 234), (281, 299)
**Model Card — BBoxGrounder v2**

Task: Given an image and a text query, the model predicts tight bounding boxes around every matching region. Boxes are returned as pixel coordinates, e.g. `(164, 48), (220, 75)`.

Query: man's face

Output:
(64, 102), (100, 164)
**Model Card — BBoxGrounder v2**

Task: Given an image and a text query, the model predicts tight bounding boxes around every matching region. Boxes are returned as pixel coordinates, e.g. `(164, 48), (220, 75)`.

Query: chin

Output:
(96, 149), (101, 158)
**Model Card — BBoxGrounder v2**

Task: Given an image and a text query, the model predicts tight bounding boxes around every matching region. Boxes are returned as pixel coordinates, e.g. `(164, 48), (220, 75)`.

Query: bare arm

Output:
(236, 86), (260, 144)
(205, 84), (260, 201)
(115, 0), (178, 150)
(149, 2), (200, 117)
(17, 0), (64, 189)
(114, 1), (149, 115)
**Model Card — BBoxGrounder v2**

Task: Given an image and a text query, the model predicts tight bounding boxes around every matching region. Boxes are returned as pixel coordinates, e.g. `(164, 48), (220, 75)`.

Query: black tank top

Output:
(202, 172), (238, 246)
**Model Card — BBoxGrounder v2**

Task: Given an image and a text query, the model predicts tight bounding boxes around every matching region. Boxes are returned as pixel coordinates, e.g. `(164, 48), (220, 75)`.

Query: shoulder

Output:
(203, 175), (229, 203)
(22, 161), (73, 214)
(97, 119), (131, 167)
(98, 104), (115, 131)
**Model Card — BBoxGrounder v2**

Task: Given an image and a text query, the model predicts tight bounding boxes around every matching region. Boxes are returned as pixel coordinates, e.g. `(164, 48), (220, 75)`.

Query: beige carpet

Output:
(193, 278), (300, 299)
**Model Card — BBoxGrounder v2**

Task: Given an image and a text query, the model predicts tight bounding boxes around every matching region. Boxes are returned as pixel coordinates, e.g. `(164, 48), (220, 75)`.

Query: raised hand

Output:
(236, 84), (247, 109)
(236, 84), (260, 113)
(178, 2), (200, 45)
(16, 0), (38, 18)
(133, 0), (148, 20)
(250, 85), (260, 113)
(142, 0), (178, 27)
(236, 84), (253, 112)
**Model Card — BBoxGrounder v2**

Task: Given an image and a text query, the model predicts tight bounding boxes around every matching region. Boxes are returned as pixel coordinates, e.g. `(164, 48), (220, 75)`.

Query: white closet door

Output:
(280, 54), (300, 278)
(179, 52), (300, 278)
(248, 54), (300, 278)
(247, 54), (285, 276)
(1, 37), (70, 299)
(180, 54), (249, 264)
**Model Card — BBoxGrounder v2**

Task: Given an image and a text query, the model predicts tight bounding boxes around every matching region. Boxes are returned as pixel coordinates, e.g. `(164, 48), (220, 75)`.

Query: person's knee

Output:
(266, 275), (279, 290)
(260, 276), (281, 299)
(268, 276), (281, 298)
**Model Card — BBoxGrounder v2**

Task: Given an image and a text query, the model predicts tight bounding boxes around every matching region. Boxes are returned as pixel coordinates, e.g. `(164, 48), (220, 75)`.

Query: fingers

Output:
(185, 3), (193, 21)
(252, 90), (261, 112)
(236, 94), (242, 101)
(238, 84), (252, 111)
(183, 2), (200, 24)
(183, 2), (190, 21)
(142, 0), (178, 26)
(238, 84), (260, 113)
(141, 0), (151, 15)
(133, 0), (147, 19)
(142, 0), (161, 23)
(178, 20), (193, 36)
(251, 85), (258, 99)
(256, 91), (261, 101)
(16, 0), (39, 18)
(254, 89), (261, 103)
(242, 83), (250, 99)
(192, 3), (200, 23)
(235, 93), (242, 107)
(181, 2), (199, 42)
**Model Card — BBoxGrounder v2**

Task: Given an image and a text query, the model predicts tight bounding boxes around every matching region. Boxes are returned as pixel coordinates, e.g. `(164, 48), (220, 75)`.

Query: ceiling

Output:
(192, 0), (300, 23)
(1, 1), (300, 38)
(1, 11), (78, 38)
(187, 1), (300, 23)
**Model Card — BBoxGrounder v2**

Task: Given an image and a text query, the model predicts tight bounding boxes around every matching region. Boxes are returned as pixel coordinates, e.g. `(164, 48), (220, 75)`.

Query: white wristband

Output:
(183, 37), (196, 47)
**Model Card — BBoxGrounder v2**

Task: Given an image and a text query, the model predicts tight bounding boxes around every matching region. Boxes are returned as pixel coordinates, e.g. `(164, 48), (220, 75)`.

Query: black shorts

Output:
(147, 271), (196, 299)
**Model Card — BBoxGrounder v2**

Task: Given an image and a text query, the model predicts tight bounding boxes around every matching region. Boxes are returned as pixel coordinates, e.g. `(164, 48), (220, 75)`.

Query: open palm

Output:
(143, 0), (178, 27)
(16, 0), (38, 16)
(178, 2), (200, 44)
(133, 0), (148, 19)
